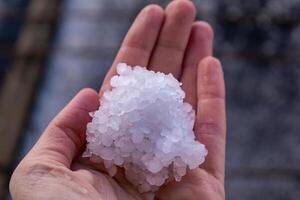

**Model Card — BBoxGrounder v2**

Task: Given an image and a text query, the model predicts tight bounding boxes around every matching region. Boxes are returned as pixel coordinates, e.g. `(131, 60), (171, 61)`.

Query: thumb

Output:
(26, 88), (99, 167)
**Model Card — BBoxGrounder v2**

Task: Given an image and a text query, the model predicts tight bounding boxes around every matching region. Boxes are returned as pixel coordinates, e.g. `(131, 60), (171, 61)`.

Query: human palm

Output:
(10, 1), (226, 200)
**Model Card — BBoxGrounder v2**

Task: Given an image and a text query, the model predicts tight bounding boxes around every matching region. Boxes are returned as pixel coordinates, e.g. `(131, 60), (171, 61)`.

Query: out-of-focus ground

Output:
(1, 0), (300, 199)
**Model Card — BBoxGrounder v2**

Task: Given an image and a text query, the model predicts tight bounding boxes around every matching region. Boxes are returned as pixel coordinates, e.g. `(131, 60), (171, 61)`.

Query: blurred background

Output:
(0, 0), (300, 199)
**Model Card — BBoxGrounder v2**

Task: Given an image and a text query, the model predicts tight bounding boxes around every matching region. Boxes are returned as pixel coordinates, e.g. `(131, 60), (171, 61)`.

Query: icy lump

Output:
(85, 63), (207, 193)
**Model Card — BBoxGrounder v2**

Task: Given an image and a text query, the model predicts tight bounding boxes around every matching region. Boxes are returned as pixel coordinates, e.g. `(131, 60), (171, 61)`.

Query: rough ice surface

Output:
(85, 63), (207, 193)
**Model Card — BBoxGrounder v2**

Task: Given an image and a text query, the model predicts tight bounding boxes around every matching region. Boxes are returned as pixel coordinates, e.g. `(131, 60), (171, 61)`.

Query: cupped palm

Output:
(10, 1), (226, 200)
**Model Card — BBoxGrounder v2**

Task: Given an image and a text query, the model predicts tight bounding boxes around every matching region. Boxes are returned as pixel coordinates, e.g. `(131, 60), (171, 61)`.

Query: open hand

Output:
(10, 1), (226, 199)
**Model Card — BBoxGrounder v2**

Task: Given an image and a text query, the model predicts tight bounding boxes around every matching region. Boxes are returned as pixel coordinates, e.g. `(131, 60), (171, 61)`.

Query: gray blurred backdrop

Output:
(1, 0), (300, 199)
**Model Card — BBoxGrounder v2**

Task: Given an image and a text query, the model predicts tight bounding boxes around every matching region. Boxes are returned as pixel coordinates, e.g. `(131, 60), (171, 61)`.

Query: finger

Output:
(148, 0), (196, 78)
(100, 5), (164, 95)
(196, 57), (226, 181)
(26, 88), (100, 167)
(181, 21), (214, 109)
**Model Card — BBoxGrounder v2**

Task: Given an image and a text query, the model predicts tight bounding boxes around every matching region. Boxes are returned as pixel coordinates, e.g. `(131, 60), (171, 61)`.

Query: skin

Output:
(10, 1), (226, 199)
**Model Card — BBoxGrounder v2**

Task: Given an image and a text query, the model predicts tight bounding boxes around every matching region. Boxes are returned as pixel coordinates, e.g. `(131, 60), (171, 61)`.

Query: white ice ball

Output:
(85, 63), (207, 193)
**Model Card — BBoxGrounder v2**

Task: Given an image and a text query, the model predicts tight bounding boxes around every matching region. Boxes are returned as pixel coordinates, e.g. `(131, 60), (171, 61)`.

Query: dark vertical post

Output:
(0, 0), (61, 197)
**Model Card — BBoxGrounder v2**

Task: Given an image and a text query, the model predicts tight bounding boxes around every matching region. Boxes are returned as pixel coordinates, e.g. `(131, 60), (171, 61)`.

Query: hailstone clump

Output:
(85, 63), (207, 193)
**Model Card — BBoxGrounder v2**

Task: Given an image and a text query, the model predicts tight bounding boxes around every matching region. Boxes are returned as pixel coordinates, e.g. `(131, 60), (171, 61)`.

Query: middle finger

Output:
(148, 0), (196, 79)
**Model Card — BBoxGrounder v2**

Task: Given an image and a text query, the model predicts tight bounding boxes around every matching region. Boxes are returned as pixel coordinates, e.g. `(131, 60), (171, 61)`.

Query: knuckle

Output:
(196, 121), (224, 137)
